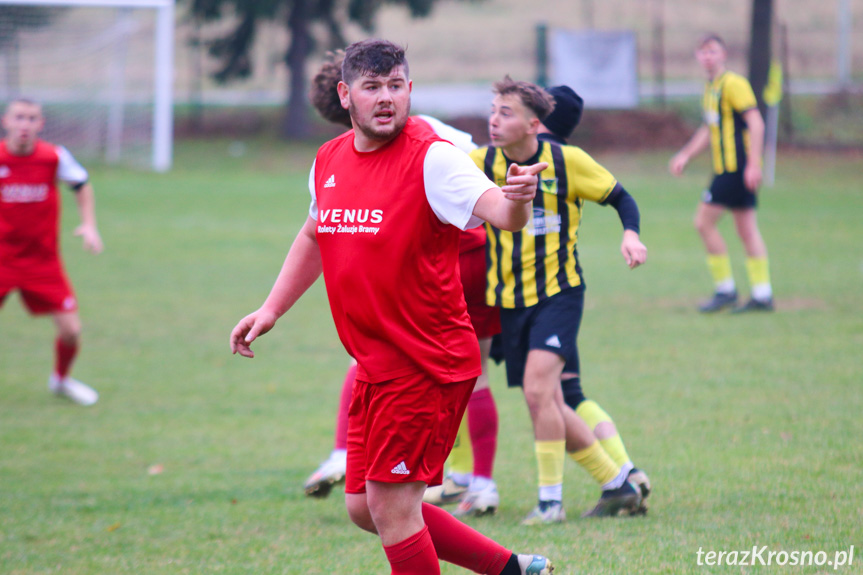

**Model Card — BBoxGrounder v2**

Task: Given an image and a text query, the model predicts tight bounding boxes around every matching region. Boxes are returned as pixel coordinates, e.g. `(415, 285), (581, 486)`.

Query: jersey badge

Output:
(540, 178), (558, 196)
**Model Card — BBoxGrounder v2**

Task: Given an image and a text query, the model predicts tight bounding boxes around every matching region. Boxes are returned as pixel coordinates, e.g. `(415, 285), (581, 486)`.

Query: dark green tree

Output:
(187, 0), (461, 138)
(747, 0), (773, 118)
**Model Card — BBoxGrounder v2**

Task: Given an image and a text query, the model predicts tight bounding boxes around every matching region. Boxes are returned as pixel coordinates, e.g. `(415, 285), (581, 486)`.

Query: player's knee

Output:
(57, 324), (81, 345)
(523, 383), (555, 412)
(345, 497), (376, 533)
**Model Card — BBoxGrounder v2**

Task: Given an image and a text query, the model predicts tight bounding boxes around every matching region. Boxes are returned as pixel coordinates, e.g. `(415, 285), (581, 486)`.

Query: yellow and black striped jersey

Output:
(703, 71), (758, 175)
(470, 141), (617, 309)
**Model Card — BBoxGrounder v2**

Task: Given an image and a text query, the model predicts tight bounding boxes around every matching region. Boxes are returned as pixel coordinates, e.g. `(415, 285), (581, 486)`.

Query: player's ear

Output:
(337, 81), (350, 110)
(526, 116), (541, 135)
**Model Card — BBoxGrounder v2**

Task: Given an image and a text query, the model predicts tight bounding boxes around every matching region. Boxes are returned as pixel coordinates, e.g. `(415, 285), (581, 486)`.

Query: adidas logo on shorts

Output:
(391, 461), (410, 475)
(545, 334), (562, 348)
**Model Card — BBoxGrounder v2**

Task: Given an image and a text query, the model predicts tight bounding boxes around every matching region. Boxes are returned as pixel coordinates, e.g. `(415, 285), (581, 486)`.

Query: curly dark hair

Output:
(309, 50), (351, 128)
(341, 39), (408, 86)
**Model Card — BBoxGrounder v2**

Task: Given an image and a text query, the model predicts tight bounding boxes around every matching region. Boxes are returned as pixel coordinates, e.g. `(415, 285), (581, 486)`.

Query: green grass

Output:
(2, 140), (861, 574)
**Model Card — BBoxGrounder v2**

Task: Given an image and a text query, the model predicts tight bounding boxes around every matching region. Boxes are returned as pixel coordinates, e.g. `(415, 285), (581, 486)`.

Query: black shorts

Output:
(499, 286), (584, 388)
(703, 170), (757, 209)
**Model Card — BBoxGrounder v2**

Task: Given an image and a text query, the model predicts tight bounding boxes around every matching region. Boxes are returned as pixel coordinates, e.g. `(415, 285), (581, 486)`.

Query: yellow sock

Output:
(707, 254), (735, 291)
(570, 440), (620, 486)
(535, 440), (566, 487)
(745, 257), (772, 299)
(447, 416), (473, 476)
(576, 400), (632, 468)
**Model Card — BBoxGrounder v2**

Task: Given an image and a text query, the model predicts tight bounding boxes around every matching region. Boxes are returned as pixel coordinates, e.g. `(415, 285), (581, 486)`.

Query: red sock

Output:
(383, 525), (439, 575)
(55, 338), (78, 379)
(422, 503), (511, 574)
(334, 364), (357, 450)
(467, 388), (498, 480)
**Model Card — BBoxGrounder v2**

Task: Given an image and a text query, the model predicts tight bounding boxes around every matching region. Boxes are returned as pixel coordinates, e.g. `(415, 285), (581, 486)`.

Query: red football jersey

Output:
(0, 140), (85, 268)
(313, 118), (481, 384)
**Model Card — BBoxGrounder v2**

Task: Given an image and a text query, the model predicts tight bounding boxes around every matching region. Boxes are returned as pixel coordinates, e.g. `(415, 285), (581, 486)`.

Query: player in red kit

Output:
(303, 52), (502, 517)
(231, 40), (554, 574)
(1, 98), (103, 406)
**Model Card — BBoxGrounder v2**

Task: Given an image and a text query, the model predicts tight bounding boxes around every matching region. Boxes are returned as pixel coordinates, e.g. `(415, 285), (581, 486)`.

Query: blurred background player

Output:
(471, 77), (648, 523)
(303, 51), (503, 518)
(1, 98), (103, 406)
(669, 34), (773, 313)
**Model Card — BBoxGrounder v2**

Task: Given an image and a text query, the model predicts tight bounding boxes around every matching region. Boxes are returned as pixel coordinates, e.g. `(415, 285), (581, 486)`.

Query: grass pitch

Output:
(1, 139), (861, 574)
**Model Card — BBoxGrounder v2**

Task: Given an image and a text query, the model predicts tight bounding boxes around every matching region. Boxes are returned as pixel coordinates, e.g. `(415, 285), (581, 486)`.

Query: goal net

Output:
(0, 0), (174, 170)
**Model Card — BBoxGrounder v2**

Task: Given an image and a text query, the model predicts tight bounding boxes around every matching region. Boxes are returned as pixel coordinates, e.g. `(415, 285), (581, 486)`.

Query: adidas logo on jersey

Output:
(324, 174), (336, 188)
(545, 335), (562, 348)
(0, 165), (10, 178)
(391, 461), (410, 475)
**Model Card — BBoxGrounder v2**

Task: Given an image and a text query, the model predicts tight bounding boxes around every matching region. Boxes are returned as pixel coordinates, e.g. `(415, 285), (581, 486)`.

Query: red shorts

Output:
(345, 374), (475, 494)
(459, 246), (500, 339)
(0, 262), (77, 315)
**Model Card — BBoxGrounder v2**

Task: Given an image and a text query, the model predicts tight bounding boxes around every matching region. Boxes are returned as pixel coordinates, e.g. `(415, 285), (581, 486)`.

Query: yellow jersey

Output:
(703, 71), (758, 175)
(470, 141), (617, 308)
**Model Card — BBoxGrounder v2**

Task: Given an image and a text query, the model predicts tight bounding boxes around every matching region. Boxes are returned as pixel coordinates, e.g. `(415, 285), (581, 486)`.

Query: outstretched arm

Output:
(72, 183), (103, 254)
(669, 124), (710, 176)
(472, 162), (548, 231)
(230, 216), (322, 358)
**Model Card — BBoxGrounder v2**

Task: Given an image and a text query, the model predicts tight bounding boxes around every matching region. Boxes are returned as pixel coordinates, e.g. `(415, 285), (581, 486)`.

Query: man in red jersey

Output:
(303, 51), (502, 518)
(1, 98), (103, 406)
(231, 40), (553, 575)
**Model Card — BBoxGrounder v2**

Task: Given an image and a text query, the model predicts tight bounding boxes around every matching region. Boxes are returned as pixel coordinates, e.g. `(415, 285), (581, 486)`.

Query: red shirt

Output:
(0, 140), (83, 269)
(459, 226), (487, 252)
(313, 118), (481, 384)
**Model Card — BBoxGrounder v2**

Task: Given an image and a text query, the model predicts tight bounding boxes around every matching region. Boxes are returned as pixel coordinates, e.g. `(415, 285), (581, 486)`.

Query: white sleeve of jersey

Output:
(308, 160), (318, 221)
(416, 115), (477, 154)
(56, 146), (88, 186)
(423, 141), (493, 231)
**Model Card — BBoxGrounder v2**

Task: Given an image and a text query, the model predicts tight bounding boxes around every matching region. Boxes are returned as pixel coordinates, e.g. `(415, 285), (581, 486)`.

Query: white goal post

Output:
(0, 0), (174, 171)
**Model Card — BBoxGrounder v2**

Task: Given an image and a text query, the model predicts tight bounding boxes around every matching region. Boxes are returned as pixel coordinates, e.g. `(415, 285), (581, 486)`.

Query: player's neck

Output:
(352, 132), (397, 153)
(4, 137), (36, 156)
(502, 137), (539, 165)
(707, 65), (726, 82)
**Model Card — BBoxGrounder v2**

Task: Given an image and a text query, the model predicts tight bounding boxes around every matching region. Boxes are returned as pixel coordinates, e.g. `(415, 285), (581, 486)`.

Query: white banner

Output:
(550, 29), (639, 109)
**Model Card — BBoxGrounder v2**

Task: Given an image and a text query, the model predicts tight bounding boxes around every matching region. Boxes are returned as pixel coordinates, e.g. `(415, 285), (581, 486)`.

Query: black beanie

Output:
(542, 85), (584, 139)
